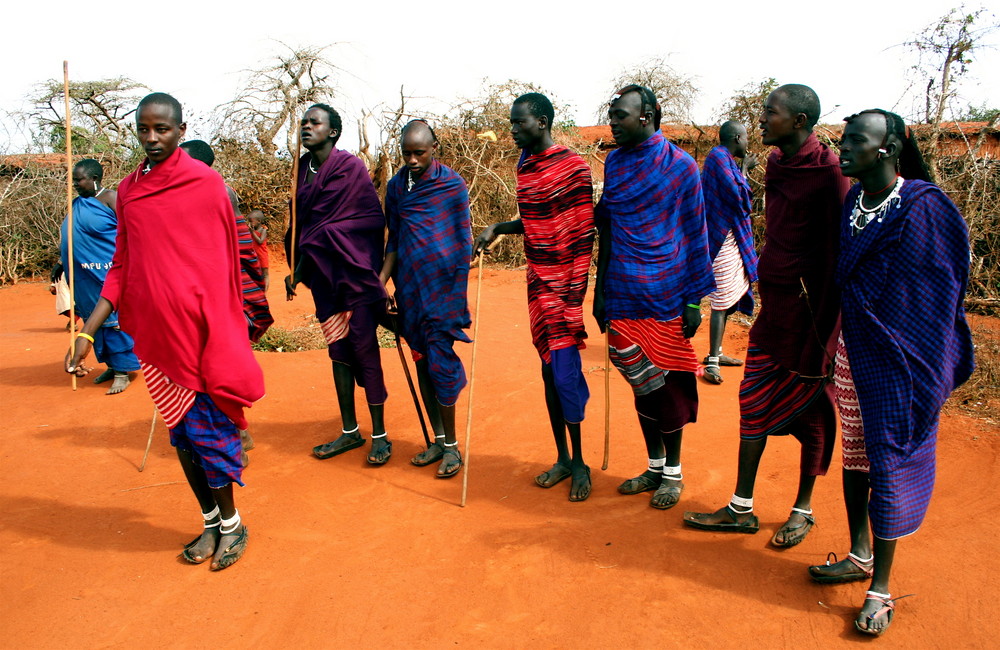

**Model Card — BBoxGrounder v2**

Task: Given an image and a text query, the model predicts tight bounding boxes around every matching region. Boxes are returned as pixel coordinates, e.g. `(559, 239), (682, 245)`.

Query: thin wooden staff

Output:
(460, 252), (485, 507)
(460, 235), (503, 507)
(288, 130), (301, 297)
(139, 410), (156, 472)
(63, 61), (77, 391)
(602, 329), (610, 470)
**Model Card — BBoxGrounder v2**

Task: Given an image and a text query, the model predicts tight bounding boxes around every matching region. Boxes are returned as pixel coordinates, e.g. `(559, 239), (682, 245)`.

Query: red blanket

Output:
(102, 148), (264, 428)
(750, 133), (849, 376)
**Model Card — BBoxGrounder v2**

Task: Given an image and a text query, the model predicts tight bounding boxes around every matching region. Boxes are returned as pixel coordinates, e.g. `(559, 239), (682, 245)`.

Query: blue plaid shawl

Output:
(61, 196), (122, 327)
(838, 179), (974, 538)
(702, 145), (757, 314)
(385, 159), (472, 353)
(596, 132), (714, 321)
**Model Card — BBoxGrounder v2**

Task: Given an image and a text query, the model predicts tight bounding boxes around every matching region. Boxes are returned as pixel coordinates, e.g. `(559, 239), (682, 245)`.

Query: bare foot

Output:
(239, 429), (255, 452)
(855, 592), (895, 636)
(411, 442), (444, 466)
(93, 368), (115, 384)
(436, 448), (462, 478)
(682, 505), (759, 533)
(568, 464), (591, 502)
(180, 527), (220, 564)
(535, 462), (572, 488)
(210, 524), (249, 571)
(650, 478), (684, 509)
(106, 372), (131, 395)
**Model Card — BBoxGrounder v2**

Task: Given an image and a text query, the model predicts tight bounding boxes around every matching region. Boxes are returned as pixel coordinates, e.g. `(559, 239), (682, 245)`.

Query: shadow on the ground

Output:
(0, 494), (186, 552)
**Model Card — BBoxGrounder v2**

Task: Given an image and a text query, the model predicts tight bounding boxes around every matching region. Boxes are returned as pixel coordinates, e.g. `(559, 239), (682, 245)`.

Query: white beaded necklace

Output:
(850, 176), (904, 236)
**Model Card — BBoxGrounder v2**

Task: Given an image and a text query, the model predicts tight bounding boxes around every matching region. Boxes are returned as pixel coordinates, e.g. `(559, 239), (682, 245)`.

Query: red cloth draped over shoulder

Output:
(102, 148), (265, 429)
(750, 133), (850, 377)
(517, 145), (595, 363)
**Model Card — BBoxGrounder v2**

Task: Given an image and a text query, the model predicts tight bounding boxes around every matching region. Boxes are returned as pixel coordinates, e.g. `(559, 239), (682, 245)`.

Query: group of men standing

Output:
(60, 81), (973, 637)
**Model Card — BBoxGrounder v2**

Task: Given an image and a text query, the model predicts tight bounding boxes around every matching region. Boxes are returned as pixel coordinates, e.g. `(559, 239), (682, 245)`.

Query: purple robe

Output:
(287, 148), (387, 320)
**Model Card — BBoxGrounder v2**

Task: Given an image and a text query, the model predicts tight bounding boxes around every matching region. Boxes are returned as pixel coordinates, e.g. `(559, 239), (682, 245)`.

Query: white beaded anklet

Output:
(220, 510), (241, 535)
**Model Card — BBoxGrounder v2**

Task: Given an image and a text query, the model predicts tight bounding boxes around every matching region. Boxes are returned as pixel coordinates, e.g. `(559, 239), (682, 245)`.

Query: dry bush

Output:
(368, 80), (602, 266)
(252, 322), (326, 352)
(0, 150), (142, 283)
(212, 138), (292, 230)
(948, 319), (1000, 415)
(936, 155), (1000, 304)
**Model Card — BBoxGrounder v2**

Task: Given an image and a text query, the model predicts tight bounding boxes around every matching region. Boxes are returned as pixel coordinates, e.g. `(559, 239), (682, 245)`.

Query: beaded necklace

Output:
(850, 176), (904, 237)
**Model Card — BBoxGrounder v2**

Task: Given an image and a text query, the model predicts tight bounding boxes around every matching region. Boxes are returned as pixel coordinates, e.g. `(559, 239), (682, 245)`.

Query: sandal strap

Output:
(848, 552), (874, 567)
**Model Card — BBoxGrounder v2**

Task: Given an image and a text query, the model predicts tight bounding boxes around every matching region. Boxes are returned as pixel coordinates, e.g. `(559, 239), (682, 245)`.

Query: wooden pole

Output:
(139, 411), (156, 472)
(460, 253), (486, 507)
(63, 61), (77, 391)
(602, 329), (610, 470)
(288, 130), (301, 295)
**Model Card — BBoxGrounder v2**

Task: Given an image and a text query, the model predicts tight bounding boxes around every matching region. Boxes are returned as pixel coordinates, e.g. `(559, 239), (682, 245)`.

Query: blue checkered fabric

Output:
(837, 179), (975, 539)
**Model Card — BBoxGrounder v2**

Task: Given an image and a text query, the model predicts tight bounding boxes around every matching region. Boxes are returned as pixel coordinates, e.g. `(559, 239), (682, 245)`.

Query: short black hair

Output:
(719, 120), (744, 144)
(844, 109), (932, 183)
(513, 93), (555, 128)
(74, 158), (103, 182)
(774, 84), (820, 128)
(137, 92), (183, 124)
(308, 103), (342, 146)
(180, 140), (215, 167)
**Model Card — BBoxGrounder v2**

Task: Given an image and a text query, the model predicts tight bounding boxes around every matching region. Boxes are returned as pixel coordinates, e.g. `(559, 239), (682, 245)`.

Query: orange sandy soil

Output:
(2, 264), (998, 649)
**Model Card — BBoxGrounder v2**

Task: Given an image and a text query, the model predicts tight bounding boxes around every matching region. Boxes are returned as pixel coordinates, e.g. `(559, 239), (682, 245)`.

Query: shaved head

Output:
(719, 120), (746, 143)
(773, 84), (820, 128)
(401, 119), (437, 146)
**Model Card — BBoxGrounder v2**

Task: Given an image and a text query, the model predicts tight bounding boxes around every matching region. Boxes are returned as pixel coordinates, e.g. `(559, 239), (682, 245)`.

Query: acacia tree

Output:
(595, 56), (698, 125)
(215, 43), (341, 156)
(906, 6), (999, 178)
(31, 77), (146, 157)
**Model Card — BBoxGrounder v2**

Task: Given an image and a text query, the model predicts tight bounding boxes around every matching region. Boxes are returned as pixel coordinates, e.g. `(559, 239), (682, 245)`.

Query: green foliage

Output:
(958, 102), (1000, 122)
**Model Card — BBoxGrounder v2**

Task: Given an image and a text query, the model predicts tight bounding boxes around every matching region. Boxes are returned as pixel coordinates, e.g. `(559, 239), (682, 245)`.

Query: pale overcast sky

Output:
(3, 0), (998, 153)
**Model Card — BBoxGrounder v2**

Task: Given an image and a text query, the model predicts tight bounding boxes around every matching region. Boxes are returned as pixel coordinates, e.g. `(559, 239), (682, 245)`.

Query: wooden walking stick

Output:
(287, 129), (301, 299)
(602, 329), (611, 471)
(394, 324), (431, 447)
(460, 253), (485, 507)
(139, 410), (156, 472)
(63, 61), (78, 391)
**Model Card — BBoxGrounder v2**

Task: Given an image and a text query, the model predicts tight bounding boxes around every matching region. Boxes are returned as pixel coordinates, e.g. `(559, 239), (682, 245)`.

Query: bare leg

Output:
(857, 537), (898, 634)
(709, 309), (727, 358)
(412, 359), (446, 464)
(331, 361), (358, 431)
(535, 365), (573, 487)
(176, 448), (219, 562)
(651, 426), (684, 509)
(541, 364), (570, 465)
(844, 470), (872, 558)
(210, 482), (248, 571)
(683, 436), (766, 527)
(367, 403), (390, 463)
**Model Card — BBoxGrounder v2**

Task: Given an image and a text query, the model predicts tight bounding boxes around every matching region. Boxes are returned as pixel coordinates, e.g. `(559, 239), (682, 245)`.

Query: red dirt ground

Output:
(2, 263), (997, 649)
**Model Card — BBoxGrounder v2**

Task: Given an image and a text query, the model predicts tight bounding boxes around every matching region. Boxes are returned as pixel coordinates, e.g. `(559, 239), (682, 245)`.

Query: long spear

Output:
(602, 330), (611, 470)
(63, 61), (77, 391)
